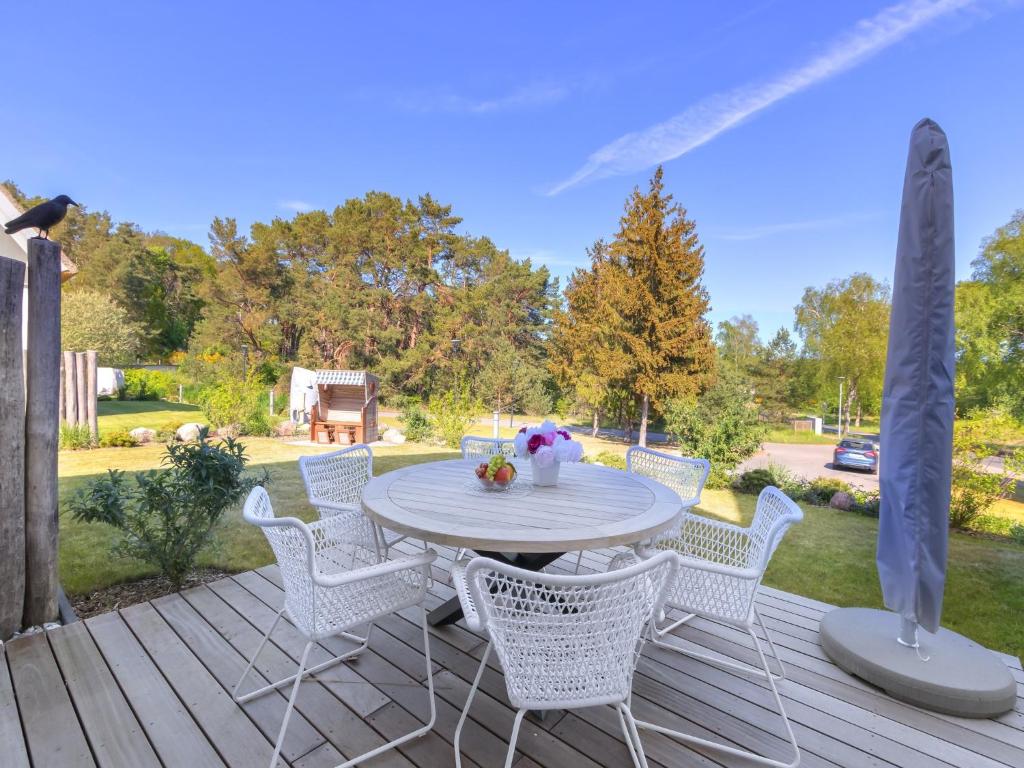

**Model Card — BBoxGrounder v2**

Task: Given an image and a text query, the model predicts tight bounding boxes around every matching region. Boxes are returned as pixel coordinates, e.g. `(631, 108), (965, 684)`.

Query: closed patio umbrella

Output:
(876, 117), (954, 645)
(820, 118), (1015, 718)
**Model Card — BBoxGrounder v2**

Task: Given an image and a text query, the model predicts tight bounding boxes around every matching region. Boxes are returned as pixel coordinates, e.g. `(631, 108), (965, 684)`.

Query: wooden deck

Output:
(3, 543), (1022, 768)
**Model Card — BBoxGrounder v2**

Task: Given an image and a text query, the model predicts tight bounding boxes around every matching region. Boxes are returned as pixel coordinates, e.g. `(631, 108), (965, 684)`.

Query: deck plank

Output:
(5, 630), (96, 767)
(0, 644), (31, 768)
(47, 621), (161, 768)
(86, 610), (226, 767)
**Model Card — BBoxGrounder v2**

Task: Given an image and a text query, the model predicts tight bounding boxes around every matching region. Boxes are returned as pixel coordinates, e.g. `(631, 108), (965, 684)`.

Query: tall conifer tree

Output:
(608, 166), (715, 446)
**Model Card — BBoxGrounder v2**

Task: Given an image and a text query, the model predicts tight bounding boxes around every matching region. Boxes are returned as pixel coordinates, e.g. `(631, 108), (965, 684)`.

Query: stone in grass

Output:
(382, 427), (406, 444)
(129, 427), (156, 443)
(830, 491), (854, 511)
(175, 422), (207, 442)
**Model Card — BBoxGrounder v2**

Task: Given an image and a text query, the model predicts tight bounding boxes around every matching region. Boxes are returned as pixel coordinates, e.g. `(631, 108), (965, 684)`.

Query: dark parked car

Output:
(833, 438), (879, 474)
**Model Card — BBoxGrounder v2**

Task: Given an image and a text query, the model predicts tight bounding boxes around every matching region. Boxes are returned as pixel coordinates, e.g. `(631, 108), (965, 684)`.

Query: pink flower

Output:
(543, 431), (556, 446)
(557, 430), (571, 441)
(518, 426), (527, 434)
(527, 434), (545, 454)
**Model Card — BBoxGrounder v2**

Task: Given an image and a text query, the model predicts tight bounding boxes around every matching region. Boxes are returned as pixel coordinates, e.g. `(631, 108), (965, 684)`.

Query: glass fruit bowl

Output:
(474, 456), (517, 490)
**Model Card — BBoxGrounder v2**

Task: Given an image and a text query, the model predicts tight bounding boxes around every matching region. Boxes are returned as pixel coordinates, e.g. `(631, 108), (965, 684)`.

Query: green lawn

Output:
(97, 399), (204, 432)
(58, 423), (1024, 662)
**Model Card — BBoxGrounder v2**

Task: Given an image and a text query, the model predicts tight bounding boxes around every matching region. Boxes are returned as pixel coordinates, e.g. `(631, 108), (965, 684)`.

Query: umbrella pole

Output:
(897, 617), (918, 648)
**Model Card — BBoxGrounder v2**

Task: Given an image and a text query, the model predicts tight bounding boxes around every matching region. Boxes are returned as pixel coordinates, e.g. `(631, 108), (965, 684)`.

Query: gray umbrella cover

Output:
(876, 118), (955, 635)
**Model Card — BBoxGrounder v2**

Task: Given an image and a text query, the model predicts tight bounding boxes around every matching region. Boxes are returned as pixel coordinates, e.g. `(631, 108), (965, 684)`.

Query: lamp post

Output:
(837, 376), (846, 436)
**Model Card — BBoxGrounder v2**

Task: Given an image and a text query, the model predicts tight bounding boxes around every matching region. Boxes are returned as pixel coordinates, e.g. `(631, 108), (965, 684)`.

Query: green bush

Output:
(66, 432), (267, 589)
(197, 378), (266, 431)
(399, 402), (434, 443)
(583, 451), (626, 470)
(428, 388), (478, 449)
(804, 476), (853, 506)
(99, 429), (138, 448)
(1010, 523), (1024, 546)
(59, 423), (95, 450)
(665, 372), (766, 487)
(122, 369), (174, 401)
(734, 465), (792, 495)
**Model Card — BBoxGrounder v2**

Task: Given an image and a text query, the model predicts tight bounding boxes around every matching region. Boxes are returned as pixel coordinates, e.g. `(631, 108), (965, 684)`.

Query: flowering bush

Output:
(513, 421), (584, 468)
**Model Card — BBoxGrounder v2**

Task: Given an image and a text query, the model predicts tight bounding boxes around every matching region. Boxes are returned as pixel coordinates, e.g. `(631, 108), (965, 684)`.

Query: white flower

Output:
(533, 444), (555, 468)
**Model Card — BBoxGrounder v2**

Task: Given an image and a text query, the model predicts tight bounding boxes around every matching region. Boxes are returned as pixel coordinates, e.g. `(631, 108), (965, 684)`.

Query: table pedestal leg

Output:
(427, 551), (565, 627)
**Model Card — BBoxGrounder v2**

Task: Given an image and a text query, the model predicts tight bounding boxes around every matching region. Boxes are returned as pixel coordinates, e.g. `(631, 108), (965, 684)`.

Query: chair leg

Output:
(337, 606), (437, 768)
(649, 614), (782, 683)
(269, 640), (313, 768)
(504, 709), (527, 768)
(234, 616), (372, 705)
(454, 641), (492, 768)
(573, 549), (585, 574)
(754, 606), (786, 680)
(617, 703), (650, 768)
(633, 628), (799, 768)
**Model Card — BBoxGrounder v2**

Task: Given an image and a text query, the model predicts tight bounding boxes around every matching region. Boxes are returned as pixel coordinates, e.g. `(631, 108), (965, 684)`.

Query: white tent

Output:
(289, 366), (318, 424)
(97, 367), (124, 397)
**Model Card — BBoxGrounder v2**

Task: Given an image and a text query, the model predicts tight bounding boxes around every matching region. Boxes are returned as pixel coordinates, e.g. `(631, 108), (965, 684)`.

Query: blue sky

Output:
(4, 1), (1022, 339)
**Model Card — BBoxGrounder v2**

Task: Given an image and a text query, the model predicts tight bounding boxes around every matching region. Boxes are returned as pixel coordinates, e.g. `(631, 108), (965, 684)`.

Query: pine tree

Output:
(608, 167), (716, 446)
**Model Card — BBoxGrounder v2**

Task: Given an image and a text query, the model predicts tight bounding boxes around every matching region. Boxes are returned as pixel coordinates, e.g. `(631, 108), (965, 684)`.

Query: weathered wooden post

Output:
(86, 350), (98, 438)
(0, 257), (26, 638)
(63, 350), (77, 426)
(24, 239), (61, 627)
(58, 354), (65, 422)
(75, 351), (87, 428)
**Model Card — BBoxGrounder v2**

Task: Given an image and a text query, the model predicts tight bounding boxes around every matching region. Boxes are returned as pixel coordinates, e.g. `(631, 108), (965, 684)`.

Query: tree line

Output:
(6, 176), (1022, 439)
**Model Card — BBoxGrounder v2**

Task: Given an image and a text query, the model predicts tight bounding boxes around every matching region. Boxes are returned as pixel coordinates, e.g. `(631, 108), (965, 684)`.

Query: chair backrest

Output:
(748, 486), (803, 571)
(299, 444), (373, 507)
(243, 486), (319, 621)
(464, 551), (677, 709)
(460, 436), (515, 462)
(626, 446), (710, 507)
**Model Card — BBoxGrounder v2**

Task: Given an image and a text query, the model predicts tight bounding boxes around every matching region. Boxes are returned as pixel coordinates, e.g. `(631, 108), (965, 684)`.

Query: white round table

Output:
(361, 458), (682, 625)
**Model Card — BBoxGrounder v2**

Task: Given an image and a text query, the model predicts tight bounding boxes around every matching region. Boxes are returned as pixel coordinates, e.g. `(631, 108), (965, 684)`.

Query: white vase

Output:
(530, 456), (560, 486)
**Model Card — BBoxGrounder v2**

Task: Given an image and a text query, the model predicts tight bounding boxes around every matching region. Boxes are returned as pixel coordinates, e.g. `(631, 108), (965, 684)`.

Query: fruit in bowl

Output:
(475, 455), (517, 489)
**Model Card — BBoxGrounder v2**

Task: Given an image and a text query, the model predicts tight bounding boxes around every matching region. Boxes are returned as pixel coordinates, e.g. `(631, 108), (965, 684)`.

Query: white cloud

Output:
(280, 200), (314, 213)
(548, 0), (976, 195)
(713, 212), (883, 241)
(399, 82), (568, 114)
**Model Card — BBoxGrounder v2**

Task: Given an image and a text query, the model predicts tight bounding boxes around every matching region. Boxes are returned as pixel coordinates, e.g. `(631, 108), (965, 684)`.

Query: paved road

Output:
(738, 442), (880, 491)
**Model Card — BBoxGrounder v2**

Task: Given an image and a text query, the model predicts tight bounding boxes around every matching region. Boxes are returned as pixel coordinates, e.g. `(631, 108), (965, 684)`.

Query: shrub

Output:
(734, 465), (792, 495)
(399, 402), (434, 443)
(1010, 523), (1024, 546)
(59, 423), (94, 450)
(122, 369), (174, 401)
(583, 451), (626, 470)
(804, 477), (853, 506)
(197, 378), (266, 431)
(665, 372), (766, 487)
(60, 289), (143, 366)
(949, 418), (1022, 528)
(428, 388), (479, 449)
(66, 432), (267, 589)
(99, 429), (138, 448)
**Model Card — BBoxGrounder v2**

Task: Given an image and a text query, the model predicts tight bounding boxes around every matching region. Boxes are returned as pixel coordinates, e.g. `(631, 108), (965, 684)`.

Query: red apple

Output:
(493, 465), (513, 484)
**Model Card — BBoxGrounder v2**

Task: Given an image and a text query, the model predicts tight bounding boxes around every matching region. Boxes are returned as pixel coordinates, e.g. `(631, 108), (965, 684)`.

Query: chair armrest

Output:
(450, 559), (483, 631)
(313, 549), (437, 588)
(679, 509), (747, 537)
(308, 498), (360, 518)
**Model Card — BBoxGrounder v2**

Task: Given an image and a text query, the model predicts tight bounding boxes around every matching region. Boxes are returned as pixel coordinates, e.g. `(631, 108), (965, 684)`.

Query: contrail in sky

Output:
(547, 0), (976, 195)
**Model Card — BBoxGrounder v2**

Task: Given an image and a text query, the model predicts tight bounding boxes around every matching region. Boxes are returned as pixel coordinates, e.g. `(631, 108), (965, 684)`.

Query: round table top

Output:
(360, 458), (683, 553)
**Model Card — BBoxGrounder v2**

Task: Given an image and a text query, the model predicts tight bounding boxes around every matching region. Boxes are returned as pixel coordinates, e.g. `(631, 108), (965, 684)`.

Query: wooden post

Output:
(58, 354), (65, 423)
(0, 257), (26, 638)
(86, 350), (98, 438)
(63, 350), (77, 426)
(75, 352), (87, 428)
(24, 239), (62, 627)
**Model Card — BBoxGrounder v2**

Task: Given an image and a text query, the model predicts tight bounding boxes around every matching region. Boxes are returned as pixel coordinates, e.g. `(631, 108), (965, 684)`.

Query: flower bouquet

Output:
(513, 421), (584, 486)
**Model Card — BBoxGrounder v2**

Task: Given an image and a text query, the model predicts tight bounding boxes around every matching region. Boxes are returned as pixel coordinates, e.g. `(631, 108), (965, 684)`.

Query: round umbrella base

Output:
(820, 607), (1016, 718)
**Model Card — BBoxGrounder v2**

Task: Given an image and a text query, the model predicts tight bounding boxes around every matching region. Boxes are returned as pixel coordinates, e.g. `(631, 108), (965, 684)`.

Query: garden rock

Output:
(830, 491), (854, 511)
(129, 427), (156, 444)
(383, 427), (406, 444)
(216, 424), (241, 439)
(176, 422), (207, 442)
(275, 421), (295, 437)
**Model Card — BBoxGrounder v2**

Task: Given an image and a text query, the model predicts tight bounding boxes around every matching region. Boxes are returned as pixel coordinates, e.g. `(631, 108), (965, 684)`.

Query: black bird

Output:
(4, 194), (79, 239)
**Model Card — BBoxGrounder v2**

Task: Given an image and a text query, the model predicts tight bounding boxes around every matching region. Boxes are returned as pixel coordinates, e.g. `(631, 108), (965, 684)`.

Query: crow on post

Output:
(4, 195), (79, 239)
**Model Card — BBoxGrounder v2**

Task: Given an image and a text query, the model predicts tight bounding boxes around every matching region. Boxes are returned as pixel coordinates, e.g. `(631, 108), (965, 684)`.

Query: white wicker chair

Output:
(234, 486), (438, 768)
(451, 551), (678, 768)
(627, 446), (710, 541)
(614, 485), (803, 768)
(299, 444), (412, 560)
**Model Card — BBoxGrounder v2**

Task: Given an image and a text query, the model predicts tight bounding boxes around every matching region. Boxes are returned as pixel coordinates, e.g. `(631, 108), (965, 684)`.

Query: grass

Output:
(97, 399), (203, 432)
(59, 404), (1024, 662)
(762, 425), (837, 445)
